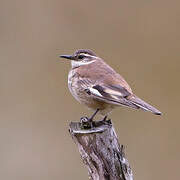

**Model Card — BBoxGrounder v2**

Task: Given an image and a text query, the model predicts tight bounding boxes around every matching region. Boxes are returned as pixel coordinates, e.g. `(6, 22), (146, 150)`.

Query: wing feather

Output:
(77, 77), (138, 109)
(87, 84), (138, 109)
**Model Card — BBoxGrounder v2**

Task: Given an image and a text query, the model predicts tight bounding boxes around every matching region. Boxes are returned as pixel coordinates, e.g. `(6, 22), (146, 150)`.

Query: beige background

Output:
(0, 0), (180, 179)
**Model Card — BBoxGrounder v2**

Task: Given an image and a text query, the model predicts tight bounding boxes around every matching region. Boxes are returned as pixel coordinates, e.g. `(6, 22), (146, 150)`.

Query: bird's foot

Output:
(80, 116), (94, 129)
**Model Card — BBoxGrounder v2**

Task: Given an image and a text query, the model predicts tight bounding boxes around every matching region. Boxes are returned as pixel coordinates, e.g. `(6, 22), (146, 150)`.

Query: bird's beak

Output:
(59, 55), (74, 60)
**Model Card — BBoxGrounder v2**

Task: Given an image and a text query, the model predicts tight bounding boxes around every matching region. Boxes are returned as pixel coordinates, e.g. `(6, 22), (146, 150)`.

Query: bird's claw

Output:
(80, 117), (93, 129)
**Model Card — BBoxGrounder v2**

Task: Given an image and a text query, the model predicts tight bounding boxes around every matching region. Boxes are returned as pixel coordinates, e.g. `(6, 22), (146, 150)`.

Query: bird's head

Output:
(60, 49), (98, 68)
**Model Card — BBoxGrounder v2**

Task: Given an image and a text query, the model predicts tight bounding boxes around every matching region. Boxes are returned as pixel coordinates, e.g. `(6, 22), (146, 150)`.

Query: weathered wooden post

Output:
(69, 119), (133, 180)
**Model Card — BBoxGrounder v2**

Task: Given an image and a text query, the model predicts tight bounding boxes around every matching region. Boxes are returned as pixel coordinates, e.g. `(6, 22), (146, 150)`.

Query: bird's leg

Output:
(102, 115), (108, 121)
(80, 109), (99, 129)
(80, 109), (99, 122)
(89, 109), (99, 121)
(101, 115), (112, 125)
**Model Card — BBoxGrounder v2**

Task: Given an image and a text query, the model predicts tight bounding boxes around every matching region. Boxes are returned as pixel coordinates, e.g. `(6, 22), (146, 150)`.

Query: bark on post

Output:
(69, 120), (133, 180)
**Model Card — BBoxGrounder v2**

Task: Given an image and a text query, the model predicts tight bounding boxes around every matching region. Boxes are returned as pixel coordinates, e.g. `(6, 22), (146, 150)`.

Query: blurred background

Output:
(0, 0), (179, 179)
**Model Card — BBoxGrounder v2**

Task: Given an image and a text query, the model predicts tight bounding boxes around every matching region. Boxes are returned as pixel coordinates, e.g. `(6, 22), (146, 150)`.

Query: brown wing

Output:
(75, 58), (138, 108)
(76, 58), (133, 93)
(90, 84), (138, 109)
(76, 59), (161, 115)
(77, 77), (138, 109)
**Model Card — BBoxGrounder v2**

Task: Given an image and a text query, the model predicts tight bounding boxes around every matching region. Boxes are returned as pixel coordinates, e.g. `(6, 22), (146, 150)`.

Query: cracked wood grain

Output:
(69, 120), (133, 180)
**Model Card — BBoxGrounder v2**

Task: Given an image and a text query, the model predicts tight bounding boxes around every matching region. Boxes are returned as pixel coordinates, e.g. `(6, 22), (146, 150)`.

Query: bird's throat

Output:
(71, 60), (96, 68)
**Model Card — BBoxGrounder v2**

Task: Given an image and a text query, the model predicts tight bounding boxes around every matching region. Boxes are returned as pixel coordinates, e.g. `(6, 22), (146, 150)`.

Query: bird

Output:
(60, 49), (161, 122)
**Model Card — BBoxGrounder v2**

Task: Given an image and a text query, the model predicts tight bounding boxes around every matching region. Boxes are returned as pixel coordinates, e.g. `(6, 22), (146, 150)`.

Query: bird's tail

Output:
(129, 95), (162, 115)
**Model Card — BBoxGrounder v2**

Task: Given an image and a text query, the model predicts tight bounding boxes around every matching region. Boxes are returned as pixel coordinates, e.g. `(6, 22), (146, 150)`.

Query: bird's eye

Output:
(78, 55), (85, 59)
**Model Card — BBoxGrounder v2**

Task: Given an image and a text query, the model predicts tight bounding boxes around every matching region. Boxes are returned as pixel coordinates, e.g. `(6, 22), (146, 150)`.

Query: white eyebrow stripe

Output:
(79, 53), (97, 59)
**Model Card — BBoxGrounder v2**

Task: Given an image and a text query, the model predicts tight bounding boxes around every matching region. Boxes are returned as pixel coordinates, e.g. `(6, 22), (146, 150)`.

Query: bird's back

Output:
(76, 58), (133, 94)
